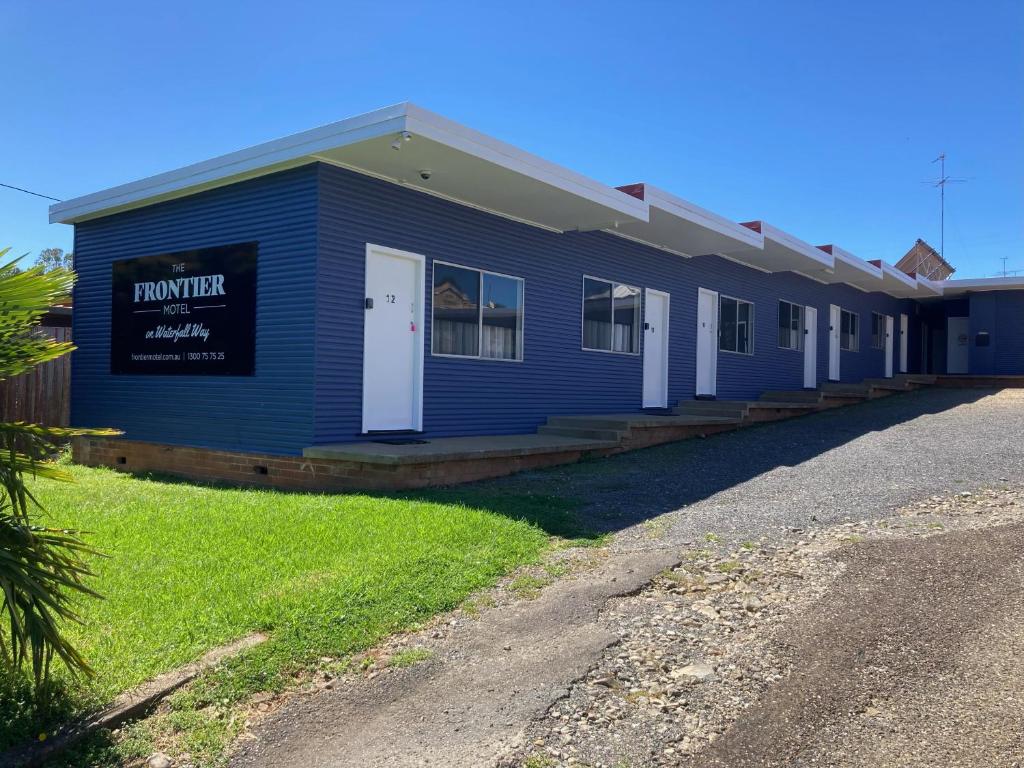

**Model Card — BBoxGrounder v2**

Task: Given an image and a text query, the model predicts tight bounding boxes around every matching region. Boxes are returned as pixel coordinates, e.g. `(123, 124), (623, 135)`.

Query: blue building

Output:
(51, 103), (1024, 487)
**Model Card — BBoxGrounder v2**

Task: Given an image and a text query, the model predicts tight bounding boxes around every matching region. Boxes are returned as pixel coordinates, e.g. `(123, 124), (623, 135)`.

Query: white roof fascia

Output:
(829, 245), (883, 281)
(50, 103), (410, 223)
(934, 275), (1024, 296)
(50, 102), (649, 227)
(760, 222), (835, 271)
(402, 104), (647, 226)
(642, 185), (764, 250)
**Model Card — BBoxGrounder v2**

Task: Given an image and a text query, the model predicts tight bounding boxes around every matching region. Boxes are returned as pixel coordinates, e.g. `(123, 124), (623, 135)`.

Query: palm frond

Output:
(0, 247), (105, 687)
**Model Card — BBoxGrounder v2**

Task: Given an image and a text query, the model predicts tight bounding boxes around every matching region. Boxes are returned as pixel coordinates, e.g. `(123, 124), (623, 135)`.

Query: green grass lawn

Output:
(2, 464), (586, 763)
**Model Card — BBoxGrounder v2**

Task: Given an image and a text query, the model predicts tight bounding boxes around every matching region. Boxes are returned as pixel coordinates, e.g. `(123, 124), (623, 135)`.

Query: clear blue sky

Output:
(3, 0), (1021, 277)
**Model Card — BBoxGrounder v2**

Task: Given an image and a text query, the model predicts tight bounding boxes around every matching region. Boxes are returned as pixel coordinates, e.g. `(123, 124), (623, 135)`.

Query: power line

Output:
(0, 182), (62, 202)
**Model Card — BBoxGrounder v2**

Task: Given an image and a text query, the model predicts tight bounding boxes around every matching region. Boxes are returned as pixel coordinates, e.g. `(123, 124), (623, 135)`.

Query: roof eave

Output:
(50, 102), (649, 232)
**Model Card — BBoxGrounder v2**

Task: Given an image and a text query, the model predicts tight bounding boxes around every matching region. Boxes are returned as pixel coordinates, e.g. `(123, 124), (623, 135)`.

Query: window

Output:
(432, 262), (523, 361)
(719, 296), (754, 355)
(840, 309), (859, 352)
(582, 276), (640, 354)
(870, 312), (885, 349)
(778, 300), (804, 351)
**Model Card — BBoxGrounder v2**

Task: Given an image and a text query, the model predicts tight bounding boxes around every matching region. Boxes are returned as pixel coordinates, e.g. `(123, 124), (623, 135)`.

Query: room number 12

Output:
(384, 293), (397, 303)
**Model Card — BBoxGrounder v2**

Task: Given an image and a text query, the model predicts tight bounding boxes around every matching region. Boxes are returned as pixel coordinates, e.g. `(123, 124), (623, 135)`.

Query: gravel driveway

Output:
(695, 519), (1024, 768)
(230, 387), (1024, 768)
(486, 387), (1024, 547)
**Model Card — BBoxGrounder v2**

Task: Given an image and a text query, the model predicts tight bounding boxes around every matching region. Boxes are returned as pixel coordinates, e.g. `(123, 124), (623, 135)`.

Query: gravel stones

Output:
(508, 487), (1023, 768)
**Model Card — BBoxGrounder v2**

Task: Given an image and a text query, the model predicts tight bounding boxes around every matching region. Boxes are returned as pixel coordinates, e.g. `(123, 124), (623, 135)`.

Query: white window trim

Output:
(430, 259), (525, 363)
(581, 274), (642, 356)
(840, 308), (860, 352)
(777, 299), (804, 352)
(718, 293), (755, 356)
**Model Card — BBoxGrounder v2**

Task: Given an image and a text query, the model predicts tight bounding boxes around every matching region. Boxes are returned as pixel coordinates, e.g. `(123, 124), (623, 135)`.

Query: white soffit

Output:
(724, 221), (835, 275)
(50, 103), (649, 232)
(606, 184), (764, 257)
(816, 244), (883, 290)
(933, 275), (1024, 297)
(875, 261), (919, 298)
(914, 275), (944, 297)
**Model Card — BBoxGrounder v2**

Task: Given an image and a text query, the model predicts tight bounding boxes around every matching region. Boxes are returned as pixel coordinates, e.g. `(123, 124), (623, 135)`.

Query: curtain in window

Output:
(583, 278), (640, 353)
(778, 301), (802, 350)
(612, 284), (640, 353)
(481, 273), (523, 360)
(433, 263), (480, 356)
(583, 277), (613, 351)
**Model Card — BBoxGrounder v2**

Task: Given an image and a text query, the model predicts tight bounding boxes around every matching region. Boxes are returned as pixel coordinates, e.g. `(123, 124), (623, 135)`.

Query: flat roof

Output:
(49, 102), (1019, 299)
(726, 221), (835, 276)
(50, 103), (649, 232)
(933, 275), (1024, 296)
(609, 183), (765, 258)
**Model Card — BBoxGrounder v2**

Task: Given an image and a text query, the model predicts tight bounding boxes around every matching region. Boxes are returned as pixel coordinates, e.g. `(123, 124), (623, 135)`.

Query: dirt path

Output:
(229, 549), (680, 768)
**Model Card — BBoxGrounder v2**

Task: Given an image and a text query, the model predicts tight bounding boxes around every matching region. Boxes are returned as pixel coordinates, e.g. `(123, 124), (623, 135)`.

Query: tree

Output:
(36, 248), (73, 273)
(0, 248), (116, 687)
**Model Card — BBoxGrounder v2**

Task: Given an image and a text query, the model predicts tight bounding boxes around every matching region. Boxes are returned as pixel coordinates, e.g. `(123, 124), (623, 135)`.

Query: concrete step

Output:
(673, 402), (749, 418)
(545, 416), (636, 431)
(536, 425), (625, 442)
(750, 400), (821, 410)
(663, 414), (744, 425)
(822, 381), (871, 394)
(898, 374), (937, 385)
(822, 391), (870, 400)
(865, 378), (914, 391)
(759, 390), (823, 403)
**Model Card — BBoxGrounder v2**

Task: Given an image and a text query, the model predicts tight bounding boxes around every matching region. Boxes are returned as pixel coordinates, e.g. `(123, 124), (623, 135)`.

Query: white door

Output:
(695, 288), (718, 397)
(884, 315), (894, 378)
(642, 289), (670, 408)
(362, 244), (425, 432)
(899, 313), (909, 373)
(828, 304), (841, 381)
(946, 316), (970, 374)
(804, 305), (818, 389)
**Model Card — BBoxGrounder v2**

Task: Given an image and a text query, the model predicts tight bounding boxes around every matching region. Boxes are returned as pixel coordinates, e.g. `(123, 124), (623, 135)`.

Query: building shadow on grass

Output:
(108, 388), (998, 543)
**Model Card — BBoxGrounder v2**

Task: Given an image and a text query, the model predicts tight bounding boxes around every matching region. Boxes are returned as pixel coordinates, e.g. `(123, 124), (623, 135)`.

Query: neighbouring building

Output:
(48, 103), (1024, 487)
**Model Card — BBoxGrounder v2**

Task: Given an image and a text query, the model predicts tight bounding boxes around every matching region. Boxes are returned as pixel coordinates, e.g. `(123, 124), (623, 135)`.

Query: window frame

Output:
(839, 308), (860, 352)
(870, 311), (886, 350)
(580, 274), (642, 356)
(718, 294), (755, 356)
(430, 259), (525, 363)
(777, 299), (804, 352)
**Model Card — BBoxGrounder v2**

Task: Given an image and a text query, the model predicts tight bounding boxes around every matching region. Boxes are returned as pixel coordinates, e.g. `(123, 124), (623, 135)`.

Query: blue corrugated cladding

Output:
(315, 164), (916, 445)
(71, 165), (319, 455)
(970, 291), (1024, 374)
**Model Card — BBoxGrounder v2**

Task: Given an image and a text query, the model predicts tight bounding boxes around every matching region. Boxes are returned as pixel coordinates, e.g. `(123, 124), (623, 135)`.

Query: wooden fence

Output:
(0, 327), (72, 427)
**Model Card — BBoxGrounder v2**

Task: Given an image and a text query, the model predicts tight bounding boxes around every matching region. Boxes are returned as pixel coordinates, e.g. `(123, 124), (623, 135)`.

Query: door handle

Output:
(365, 297), (374, 310)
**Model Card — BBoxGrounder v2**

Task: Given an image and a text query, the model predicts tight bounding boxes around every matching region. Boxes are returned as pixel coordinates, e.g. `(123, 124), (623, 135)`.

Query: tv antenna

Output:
(922, 153), (966, 260)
